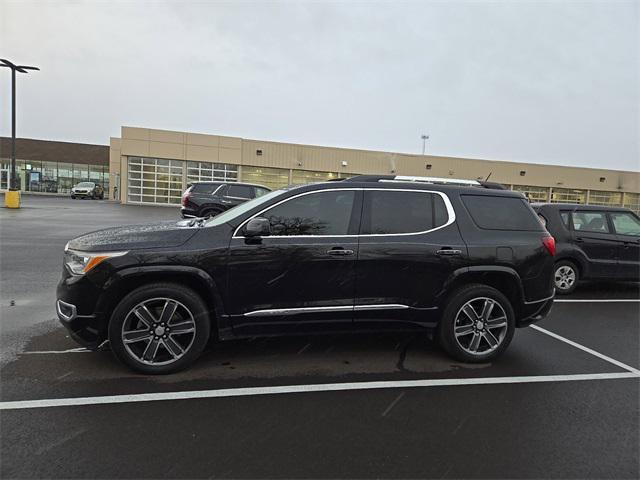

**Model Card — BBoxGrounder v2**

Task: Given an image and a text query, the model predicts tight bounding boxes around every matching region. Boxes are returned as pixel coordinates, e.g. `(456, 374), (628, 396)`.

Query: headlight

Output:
(64, 247), (128, 275)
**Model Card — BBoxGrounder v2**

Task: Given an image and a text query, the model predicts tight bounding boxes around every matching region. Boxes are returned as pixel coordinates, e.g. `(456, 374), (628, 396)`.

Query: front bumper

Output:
(56, 271), (109, 350)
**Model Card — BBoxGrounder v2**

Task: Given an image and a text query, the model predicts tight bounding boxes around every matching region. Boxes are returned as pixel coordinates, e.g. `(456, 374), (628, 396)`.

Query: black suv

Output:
(57, 175), (555, 374)
(181, 181), (271, 218)
(534, 203), (640, 294)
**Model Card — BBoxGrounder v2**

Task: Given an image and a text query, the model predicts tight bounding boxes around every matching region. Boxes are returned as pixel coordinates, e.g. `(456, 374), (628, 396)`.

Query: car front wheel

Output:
(108, 283), (211, 374)
(438, 284), (515, 363)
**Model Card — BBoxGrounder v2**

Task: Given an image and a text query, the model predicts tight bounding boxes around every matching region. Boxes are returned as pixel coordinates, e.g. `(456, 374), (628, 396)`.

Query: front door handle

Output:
(327, 248), (354, 256)
(436, 248), (462, 256)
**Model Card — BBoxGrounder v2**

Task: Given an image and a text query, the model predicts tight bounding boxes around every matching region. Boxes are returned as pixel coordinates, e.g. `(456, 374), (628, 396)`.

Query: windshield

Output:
(76, 182), (95, 187)
(205, 189), (287, 226)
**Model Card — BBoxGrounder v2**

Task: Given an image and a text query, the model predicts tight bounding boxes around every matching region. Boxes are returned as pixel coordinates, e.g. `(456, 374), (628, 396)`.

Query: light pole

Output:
(1, 59), (39, 208)
(421, 134), (429, 155)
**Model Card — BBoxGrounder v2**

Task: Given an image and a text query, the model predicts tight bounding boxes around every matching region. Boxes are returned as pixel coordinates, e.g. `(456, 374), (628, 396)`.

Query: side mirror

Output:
(244, 217), (271, 238)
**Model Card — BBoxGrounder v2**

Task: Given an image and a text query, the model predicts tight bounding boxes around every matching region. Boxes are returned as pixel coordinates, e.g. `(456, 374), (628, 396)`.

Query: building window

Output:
(551, 188), (586, 204)
(588, 190), (622, 207)
(242, 165), (290, 190)
(291, 169), (341, 186)
(127, 157), (183, 205)
(623, 193), (640, 213)
(511, 185), (549, 203)
(186, 161), (238, 183)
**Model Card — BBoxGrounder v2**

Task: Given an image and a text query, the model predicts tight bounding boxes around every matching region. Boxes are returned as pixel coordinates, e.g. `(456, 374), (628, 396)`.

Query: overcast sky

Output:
(1, 0), (638, 171)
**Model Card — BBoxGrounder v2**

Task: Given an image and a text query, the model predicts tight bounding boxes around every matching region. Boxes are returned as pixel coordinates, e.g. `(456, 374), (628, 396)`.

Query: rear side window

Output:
(361, 190), (448, 235)
(461, 195), (542, 231)
(191, 183), (220, 194)
(227, 184), (254, 199)
(560, 211), (571, 229)
(572, 211), (609, 233)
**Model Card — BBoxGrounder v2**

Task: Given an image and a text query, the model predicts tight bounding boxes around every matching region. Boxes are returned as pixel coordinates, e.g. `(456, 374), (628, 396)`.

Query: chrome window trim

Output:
(232, 187), (455, 238)
(243, 304), (410, 317)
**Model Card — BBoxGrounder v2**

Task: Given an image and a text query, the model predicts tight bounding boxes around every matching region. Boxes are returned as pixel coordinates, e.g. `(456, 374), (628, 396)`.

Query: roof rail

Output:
(342, 175), (507, 189)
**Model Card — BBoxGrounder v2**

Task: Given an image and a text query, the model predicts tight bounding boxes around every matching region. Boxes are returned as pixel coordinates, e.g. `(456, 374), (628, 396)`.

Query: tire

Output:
(438, 284), (515, 363)
(108, 283), (211, 374)
(554, 260), (579, 295)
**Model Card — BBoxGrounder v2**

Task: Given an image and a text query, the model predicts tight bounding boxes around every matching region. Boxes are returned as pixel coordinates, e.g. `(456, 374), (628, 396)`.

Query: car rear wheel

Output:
(554, 260), (578, 294)
(438, 284), (515, 363)
(108, 283), (211, 374)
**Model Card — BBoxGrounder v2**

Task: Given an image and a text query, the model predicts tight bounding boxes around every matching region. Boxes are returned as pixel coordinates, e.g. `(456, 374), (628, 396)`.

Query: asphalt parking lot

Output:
(1, 194), (639, 479)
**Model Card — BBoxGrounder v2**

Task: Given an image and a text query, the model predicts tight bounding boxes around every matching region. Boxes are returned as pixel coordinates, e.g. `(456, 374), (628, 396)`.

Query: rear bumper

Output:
(516, 291), (555, 328)
(180, 207), (198, 218)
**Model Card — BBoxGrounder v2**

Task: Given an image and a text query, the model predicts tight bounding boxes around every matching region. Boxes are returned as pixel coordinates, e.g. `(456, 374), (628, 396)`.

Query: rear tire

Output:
(554, 260), (579, 295)
(438, 284), (515, 363)
(108, 283), (211, 374)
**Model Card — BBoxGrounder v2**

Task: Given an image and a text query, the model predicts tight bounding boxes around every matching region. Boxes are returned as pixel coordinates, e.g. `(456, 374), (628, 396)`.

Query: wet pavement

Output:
(1, 195), (638, 478)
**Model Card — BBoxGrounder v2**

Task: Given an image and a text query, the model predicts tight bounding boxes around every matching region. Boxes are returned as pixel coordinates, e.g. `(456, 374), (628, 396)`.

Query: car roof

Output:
(286, 179), (525, 198)
(532, 202), (632, 212)
(190, 181), (271, 190)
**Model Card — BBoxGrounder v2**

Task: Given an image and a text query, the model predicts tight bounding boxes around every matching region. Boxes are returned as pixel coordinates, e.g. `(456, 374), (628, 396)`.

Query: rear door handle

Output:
(327, 248), (354, 256)
(436, 248), (462, 256)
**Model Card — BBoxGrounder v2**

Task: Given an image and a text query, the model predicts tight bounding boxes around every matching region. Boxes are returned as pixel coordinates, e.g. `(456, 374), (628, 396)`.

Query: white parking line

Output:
(530, 324), (640, 375)
(554, 299), (639, 303)
(1, 372), (637, 411)
(22, 348), (91, 354)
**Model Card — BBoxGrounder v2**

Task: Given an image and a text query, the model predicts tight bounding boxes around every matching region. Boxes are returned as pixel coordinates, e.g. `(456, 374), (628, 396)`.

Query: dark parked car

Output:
(71, 182), (104, 200)
(181, 181), (271, 218)
(57, 175), (555, 374)
(534, 203), (640, 294)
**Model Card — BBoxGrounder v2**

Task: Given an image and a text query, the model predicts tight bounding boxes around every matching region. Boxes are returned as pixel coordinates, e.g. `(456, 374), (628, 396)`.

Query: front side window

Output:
(227, 184), (254, 199)
(361, 190), (447, 235)
(261, 190), (356, 236)
(255, 187), (270, 198)
(610, 212), (640, 236)
(572, 212), (610, 233)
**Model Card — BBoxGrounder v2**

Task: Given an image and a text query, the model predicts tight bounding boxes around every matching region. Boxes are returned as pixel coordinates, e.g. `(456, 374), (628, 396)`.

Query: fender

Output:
(438, 265), (525, 305)
(100, 265), (231, 338)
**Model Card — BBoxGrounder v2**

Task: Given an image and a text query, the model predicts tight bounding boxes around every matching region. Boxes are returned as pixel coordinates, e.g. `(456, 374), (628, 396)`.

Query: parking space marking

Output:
(530, 325), (640, 375)
(1, 371), (637, 411)
(22, 348), (91, 355)
(554, 299), (639, 303)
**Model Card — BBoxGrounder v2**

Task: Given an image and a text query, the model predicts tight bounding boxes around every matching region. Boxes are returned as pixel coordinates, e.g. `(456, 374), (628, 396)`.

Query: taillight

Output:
(181, 189), (191, 207)
(542, 236), (556, 256)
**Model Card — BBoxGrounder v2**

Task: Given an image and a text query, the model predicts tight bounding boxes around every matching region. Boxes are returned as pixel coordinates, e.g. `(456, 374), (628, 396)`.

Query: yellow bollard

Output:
(4, 190), (21, 208)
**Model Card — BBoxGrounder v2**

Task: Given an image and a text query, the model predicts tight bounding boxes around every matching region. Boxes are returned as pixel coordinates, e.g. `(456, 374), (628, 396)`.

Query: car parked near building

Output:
(533, 203), (640, 294)
(71, 182), (104, 200)
(57, 175), (555, 374)
(181, 181), (271, 218)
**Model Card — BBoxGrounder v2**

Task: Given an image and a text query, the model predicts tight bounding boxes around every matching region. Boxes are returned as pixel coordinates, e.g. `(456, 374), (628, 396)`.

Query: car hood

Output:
(66, 220), (201, 253)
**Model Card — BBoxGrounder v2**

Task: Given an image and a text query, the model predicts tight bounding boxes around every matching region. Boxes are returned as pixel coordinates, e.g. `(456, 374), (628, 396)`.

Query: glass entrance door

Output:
(0, 169), (9, 191)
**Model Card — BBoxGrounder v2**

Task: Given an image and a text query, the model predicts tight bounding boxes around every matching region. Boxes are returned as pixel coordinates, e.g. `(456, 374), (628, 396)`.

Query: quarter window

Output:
(610, 212), (640, 236)
(261, 190), (356, 236)
(461, 195), (542, 231)
(361, 191), (446, 235)
(571, 212), (610, 233)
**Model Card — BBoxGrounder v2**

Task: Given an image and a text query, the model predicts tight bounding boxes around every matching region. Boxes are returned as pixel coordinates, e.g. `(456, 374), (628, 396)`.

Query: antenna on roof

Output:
(485, 172), (492, 182)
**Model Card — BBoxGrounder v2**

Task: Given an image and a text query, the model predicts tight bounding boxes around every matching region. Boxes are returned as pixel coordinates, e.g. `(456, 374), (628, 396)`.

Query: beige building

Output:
(110, 126), (640, 212)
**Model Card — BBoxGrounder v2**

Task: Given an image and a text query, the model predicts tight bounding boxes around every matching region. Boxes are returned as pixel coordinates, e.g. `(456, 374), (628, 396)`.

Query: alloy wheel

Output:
(121, 297), (196, 366)
(453, 297), (509, 356)
(555, 265), (576, 291)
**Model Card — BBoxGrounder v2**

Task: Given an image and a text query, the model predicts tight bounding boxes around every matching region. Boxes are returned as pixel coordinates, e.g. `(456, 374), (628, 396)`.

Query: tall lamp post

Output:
(421, 134), (429, 155)
(1, 59), (39, 208)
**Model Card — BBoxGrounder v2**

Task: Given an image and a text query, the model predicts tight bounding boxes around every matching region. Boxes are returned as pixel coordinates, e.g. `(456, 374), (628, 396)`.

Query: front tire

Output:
(554, 260), (579, 294)
(438, 284), (515, 363)
(108, 283), (211, 374)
